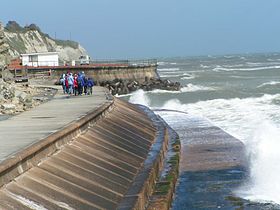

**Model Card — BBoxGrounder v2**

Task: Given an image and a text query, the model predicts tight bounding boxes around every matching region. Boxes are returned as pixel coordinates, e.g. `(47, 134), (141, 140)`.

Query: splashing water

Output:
(238, 121), (280, 204)
(128, 89), (280, 205)
(128, 89), (150, 107)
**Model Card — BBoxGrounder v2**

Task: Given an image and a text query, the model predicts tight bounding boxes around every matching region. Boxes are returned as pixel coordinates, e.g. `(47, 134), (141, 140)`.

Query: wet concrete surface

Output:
(168, 115), (246, 210)
(172, 167), (247, 210)
(172, 166), (280, 210)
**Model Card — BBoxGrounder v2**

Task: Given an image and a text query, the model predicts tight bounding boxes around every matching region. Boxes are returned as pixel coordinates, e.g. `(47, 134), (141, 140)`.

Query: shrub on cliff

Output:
(5, 21), (24, 32)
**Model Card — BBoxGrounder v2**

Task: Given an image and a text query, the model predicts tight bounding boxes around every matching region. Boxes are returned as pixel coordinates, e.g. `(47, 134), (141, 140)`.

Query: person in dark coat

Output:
(77, 72), (84, 95)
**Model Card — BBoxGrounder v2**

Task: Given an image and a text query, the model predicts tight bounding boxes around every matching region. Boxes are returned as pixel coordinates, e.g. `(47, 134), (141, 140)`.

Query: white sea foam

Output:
(247, 62), (280, 67)
(157, 62), (177, 66)
(180, 84), (216, 92)
(257, 81), (280, 88)
(115, 92), (134, 97)
(149, 84), (216, 93)
(138, 84), (212, 95)
(157, 68), (180, 72)
(149, 89), (181, 94)
(224, 55), (235, 59)
(160, 74), (182, 78)
(213, 65), (280, 72)
(246, 62), (274, 67)
(157, 61), (167, 66)
(200, 64), (210, 69)
(181, 75), (195, 80)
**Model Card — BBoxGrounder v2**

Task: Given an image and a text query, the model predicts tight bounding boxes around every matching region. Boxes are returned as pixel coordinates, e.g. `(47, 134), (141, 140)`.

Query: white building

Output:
(21, 52), (59, 67)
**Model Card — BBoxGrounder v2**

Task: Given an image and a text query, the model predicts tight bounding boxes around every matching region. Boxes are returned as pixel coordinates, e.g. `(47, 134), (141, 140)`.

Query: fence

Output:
(79, 59), (157, 67)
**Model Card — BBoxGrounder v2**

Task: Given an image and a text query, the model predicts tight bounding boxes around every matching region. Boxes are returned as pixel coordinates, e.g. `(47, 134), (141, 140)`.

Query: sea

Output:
(121, 53), (280, 209)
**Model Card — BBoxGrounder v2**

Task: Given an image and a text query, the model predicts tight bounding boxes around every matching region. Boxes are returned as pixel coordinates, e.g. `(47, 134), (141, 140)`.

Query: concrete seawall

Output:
(27, 64), (159, 84)
(87, 65), (159, 83)
(0, 93), (172, 209)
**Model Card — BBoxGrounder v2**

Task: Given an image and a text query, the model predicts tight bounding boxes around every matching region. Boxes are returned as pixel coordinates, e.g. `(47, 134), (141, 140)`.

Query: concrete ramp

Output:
(0, 99), (161, 210)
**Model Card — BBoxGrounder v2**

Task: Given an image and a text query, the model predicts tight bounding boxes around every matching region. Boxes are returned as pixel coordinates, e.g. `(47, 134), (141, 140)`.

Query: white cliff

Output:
(0, 21), (87, 65)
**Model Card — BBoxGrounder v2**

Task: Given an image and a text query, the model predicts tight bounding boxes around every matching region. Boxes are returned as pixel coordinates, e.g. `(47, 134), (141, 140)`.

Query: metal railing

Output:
(85, 59), (157, 67)
(22, 61), (59, 67)
(20, 59), (158, 68)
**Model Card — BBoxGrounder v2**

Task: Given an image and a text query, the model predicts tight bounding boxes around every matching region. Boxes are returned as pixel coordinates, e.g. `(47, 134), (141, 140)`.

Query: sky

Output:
(1, 0), (280, 59)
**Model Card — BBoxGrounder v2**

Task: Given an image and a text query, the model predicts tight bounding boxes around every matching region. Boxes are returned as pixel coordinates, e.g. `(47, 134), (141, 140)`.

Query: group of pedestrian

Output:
(59, 71), (94, 96)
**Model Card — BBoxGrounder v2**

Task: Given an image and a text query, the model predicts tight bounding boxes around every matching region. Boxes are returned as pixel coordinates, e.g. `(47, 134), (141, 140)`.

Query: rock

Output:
(12, 97), (19, 104)
(33, 96), (48, 102)
(17, 91), (28, 103)
(2, 69), (14, 82)
(1, 103), (15, 110)
(0, 79), (43, 114)
(0, 94), (4, 102)
(100, 77), (181, 95)
(23, 94), (33, 106)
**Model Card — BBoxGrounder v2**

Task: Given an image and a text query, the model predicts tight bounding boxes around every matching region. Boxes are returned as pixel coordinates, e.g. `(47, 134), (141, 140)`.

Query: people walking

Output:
(87, 77), (94, 95)
(83, 76), (88, 95)
(60, 71), (95, 96)
(60, 73), (66, 94)
(67, 72), (74, 95)
(77, 72), (84, 95)
(65, 74), (69, 94)
(74, 74), (79, 96)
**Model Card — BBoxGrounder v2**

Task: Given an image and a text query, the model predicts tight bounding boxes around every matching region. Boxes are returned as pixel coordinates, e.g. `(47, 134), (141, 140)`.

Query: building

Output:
(21, 52), (59, 67)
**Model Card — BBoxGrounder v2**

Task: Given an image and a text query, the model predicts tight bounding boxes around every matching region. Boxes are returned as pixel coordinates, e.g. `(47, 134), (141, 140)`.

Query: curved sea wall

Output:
(0, 96), (178, 209)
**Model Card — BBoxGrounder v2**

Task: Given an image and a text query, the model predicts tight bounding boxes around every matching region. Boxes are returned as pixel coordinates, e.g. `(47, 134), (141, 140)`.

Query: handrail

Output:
(87, 59), (157, 66)
(9, 59), (158, 69)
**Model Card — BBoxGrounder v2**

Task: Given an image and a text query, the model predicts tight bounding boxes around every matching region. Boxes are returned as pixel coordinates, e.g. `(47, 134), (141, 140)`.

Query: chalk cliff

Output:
(0, 21), (87, 66)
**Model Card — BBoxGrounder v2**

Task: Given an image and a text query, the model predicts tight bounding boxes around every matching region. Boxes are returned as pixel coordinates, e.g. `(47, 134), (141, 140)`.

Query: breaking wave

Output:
(157, 68), (180, 72)
(180, 83), (216, 92)
(213, 65), (280, 72)
(257, 81), (280, 88)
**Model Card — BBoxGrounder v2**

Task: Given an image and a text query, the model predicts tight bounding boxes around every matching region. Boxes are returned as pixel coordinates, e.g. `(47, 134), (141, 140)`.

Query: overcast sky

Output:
(1, 0), (280, 59)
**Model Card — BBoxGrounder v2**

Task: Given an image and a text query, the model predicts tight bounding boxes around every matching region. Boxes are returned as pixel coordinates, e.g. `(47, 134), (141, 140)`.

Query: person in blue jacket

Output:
(77, 72), (85, 95)
(87, 77), (94, 95)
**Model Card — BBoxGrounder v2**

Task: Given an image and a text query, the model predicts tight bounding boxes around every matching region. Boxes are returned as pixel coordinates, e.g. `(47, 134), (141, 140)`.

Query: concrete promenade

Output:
(0, 85), (170, 209)
(0, 86), (108, 163)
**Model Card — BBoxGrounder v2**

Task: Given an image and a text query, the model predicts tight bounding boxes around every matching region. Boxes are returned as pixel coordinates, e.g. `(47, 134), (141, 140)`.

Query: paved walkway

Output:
(0, 86), (108, 163)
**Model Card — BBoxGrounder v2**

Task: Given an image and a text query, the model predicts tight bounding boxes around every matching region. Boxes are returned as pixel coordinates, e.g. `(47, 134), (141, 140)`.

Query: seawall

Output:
(26, 62), (159, 84)
(0, 91), (176, 209)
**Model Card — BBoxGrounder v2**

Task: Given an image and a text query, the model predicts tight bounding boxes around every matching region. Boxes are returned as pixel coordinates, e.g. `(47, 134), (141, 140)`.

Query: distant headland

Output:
(0, 20), (87, 67)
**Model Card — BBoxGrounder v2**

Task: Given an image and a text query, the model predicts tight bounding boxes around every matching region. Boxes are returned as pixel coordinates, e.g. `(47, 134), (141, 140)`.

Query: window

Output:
(29, 55), (38, 62)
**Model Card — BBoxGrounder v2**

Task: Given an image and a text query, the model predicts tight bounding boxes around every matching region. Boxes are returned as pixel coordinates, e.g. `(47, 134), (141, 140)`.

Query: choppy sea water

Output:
(122, 53), (280, 209)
